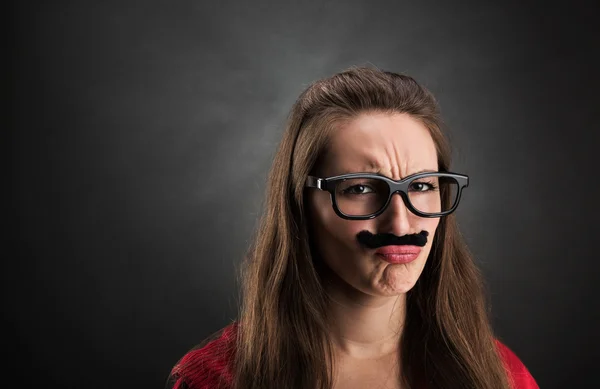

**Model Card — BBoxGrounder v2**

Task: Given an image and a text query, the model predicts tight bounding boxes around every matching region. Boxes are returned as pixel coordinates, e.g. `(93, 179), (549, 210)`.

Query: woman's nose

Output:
(379, 192), (412, 232)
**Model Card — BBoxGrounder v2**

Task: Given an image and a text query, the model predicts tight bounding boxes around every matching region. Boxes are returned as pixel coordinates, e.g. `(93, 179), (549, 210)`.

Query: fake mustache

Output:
(356, 230), (429, 249)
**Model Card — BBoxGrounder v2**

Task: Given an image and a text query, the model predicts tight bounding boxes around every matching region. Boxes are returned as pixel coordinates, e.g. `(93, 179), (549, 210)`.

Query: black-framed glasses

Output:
(305, 171), (469, 220)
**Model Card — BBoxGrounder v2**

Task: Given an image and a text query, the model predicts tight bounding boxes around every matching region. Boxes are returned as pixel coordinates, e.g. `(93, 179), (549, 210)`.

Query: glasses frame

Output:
(305, 171), (469, 220)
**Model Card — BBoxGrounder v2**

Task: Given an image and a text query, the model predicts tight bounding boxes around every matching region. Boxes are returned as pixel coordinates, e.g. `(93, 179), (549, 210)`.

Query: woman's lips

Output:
(375, 245), (422, 264)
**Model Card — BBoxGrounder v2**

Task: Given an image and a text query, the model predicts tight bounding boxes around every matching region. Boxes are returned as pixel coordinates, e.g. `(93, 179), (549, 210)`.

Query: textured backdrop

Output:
(8, 0), (599, 388)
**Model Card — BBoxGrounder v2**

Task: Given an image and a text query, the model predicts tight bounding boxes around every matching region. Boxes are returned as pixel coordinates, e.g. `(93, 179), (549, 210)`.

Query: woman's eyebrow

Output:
(410, 169), (439, 174)
(361, 167), (439, 175)
(333, 167), (438, 176)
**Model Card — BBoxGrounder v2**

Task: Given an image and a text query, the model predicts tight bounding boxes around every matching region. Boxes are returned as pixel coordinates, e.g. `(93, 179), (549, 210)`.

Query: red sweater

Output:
(168, 322), (539, 389)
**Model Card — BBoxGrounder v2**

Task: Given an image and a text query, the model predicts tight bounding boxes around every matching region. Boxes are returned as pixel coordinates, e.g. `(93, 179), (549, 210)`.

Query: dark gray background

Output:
(8, 0), (599, 388)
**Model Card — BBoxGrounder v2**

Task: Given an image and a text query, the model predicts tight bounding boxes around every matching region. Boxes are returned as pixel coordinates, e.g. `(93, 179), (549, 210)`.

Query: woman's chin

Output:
(371, 266), (422, 295)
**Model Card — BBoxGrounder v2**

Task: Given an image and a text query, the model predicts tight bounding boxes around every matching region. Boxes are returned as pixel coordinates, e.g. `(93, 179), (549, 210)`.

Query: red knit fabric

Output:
(169, 323), (237, 389)
(494, 339), (540, 389)
(169, 323), (539, 389)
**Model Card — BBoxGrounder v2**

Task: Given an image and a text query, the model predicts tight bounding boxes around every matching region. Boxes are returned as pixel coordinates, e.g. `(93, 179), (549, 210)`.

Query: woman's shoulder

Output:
(165, 322), (238, 389)
(494, 339), (539, 389)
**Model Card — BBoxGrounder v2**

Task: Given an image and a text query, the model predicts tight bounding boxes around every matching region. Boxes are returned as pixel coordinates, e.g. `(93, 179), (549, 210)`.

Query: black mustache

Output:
(356, 230), (429, 249)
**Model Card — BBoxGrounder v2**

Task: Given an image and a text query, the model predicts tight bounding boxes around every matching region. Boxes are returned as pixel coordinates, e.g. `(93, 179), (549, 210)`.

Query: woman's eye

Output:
(345, 185), (374, 194)
(410, 182), (434, 192)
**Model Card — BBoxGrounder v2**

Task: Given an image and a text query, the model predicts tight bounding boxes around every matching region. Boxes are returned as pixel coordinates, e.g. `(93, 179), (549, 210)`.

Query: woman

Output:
(166, 67), (539, 389)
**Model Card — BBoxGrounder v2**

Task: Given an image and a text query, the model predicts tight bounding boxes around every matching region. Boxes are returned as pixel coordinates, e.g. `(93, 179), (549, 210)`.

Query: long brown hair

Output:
(233, 66), (514, 389)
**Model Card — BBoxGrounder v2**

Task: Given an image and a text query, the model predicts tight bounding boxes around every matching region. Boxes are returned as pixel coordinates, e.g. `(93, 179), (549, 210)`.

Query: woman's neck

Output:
(323, 270), (406, 360)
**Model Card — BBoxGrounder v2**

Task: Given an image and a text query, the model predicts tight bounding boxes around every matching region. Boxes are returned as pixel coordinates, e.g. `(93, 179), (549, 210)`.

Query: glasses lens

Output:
(335, 177), (390, 216)
(408, 175), (459, 215)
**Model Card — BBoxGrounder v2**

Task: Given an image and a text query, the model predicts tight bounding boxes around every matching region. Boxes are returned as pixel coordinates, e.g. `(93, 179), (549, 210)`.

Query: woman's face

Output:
(308, 112), (441, 297)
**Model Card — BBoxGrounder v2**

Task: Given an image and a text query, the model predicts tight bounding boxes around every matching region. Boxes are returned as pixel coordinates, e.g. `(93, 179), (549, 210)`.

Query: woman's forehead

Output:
(321, 112), (438, 178)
